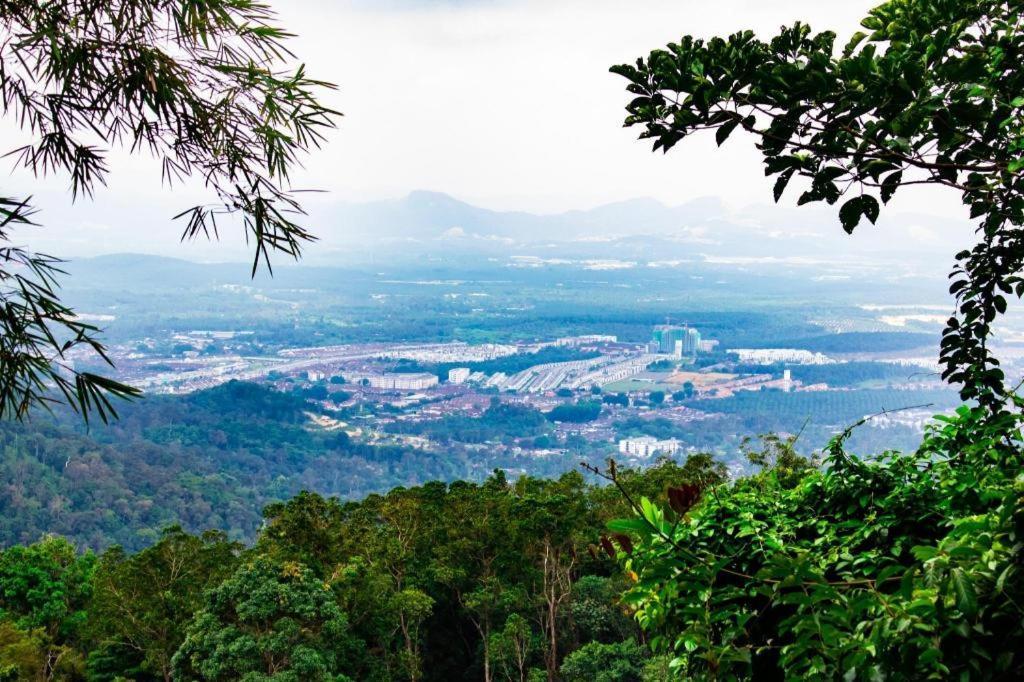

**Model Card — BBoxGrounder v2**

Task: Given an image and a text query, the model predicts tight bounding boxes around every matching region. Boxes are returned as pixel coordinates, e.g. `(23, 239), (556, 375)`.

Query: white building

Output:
(307, 370), (325, 382)
(366, 373), (439, 390)
(380, 342), (519, 363)
(618, 436), (682, 458)
(555, 335), (618, 346)
(448, 367), (471, 384)
(727, 348), (832, 365)
(697, 339), (719, 353)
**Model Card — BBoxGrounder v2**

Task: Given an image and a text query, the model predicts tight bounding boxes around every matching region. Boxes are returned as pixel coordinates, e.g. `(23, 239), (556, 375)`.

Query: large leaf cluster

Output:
(613, 0), (1024, 411)
(612, 407), (1024, 679)
(171, 557), (359, 681)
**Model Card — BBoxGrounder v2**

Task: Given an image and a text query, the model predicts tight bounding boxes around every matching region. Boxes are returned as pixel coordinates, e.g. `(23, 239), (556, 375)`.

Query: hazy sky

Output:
(1, 0), (970, 257)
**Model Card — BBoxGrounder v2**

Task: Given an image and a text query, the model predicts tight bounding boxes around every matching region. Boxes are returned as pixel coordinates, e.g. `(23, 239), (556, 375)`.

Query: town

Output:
(83, 321), (951, 468)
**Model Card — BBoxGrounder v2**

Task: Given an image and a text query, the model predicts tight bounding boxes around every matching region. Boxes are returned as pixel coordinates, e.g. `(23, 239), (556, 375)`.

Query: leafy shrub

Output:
(610, 405), (1024, 679)
(560, 640), (647, 682)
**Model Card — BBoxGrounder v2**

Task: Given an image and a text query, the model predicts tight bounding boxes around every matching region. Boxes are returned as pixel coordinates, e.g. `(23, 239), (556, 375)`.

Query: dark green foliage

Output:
(614, 0), (1024, 411)
(0, 536), (94, 680)
(546, 400), (602, 424)
(172, 558), (361, 681)
(391, 400), (550, 444)
(0, 382), (531, 551)
(610, 406), (1024, 679)
(0, 0), (337, 422)
(0, 457), (719, 681)
(0, 536), (94, 642)
(559, 640), (647, 682)
(603, 393), (630, 407)
(89, 527), (241, 681)
(567, 576), (633, 644)
(672, 382), (694, 401)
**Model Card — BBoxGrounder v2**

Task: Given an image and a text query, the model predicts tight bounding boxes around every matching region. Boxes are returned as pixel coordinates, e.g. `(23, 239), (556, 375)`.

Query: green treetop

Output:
(171, 557), (362, 682)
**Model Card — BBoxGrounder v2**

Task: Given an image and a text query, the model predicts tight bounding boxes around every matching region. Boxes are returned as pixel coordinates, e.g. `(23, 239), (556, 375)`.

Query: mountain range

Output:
(13, 189), (973, 280)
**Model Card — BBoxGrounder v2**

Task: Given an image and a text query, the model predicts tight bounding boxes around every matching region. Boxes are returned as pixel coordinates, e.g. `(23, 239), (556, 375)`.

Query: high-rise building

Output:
(651, 325), (683, 354)
(682, 327), (701, 356)
(652, 324), (702, 357)
(697, 339), (719, 353)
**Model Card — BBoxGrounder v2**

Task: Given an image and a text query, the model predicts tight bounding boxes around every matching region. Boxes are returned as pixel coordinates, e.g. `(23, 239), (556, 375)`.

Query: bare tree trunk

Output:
(539, 535), (575, 682)
(482, 633), (491, 682)
(399, 611), (421, 682)
(515, 633), (528, 682)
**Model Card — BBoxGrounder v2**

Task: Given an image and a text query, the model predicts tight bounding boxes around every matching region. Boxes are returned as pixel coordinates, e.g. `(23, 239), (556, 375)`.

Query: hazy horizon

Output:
(1, 0), (975, 268)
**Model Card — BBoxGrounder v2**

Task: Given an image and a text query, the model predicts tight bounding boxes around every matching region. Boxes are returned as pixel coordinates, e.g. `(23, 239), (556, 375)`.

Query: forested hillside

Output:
(0, 378), (958, 553)
(0, 381), (578, 551)
(0, 458), (720, 681)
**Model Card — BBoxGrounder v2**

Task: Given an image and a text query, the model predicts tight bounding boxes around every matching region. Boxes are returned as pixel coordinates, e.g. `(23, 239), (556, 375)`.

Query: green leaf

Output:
(880, 171), (902, 203)
(844, 31), (868, 56)
(911, 545), (938, 561)
(839, 196), (864, 234)
(861, 195), (880, 224)
(715, 119), (740, 146)
(951, 568), (978, 618)
(607, 518), (652, 534)
(773, 169), (795, 202)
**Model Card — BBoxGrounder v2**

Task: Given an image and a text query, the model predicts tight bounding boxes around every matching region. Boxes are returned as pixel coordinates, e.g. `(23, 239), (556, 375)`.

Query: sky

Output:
(0, 0), (971, 258)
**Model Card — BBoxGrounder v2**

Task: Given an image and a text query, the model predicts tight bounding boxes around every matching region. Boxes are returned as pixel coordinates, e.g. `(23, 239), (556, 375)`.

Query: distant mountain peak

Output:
(404, 190), (468, 207)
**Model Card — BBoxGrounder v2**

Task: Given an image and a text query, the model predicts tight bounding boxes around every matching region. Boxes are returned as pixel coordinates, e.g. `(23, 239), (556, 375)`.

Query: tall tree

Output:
(0, 536), (95, 680)
(613, 0), (1024, 413)
(512, 473), (591, 682)
(171, 558), (362, 681)
(0, 0), (338, 422)
(88, 527), (241, 682)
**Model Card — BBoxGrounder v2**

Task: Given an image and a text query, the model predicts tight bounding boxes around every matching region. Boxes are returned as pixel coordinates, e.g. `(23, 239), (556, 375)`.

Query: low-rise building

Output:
(727, 348), (832, 365)
(448, 367), (471, 384)
(618, 436), (681, 458)
(365, 372), (439, 390)
(555, 335), (618, 346)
